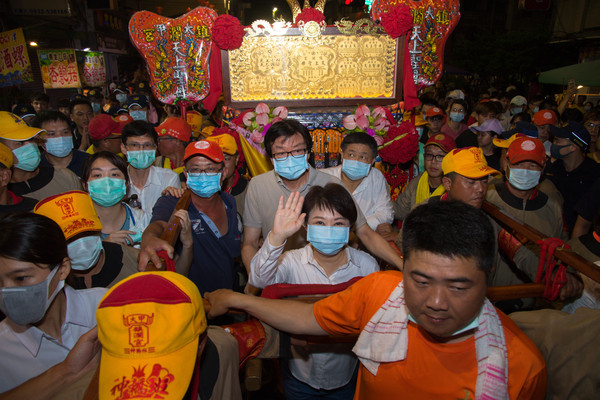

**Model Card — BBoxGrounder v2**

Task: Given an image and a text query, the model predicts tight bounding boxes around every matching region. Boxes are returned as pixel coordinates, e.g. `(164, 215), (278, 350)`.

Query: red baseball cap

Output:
(89, 114), (123, 141)
(184, 140), (224, 163)
(506, 137), (546, 166)
(425, 107), (445, 118)
(425, 133), (456, 153)
(532, 109), (557, 126)
(156, 117), (192, 142)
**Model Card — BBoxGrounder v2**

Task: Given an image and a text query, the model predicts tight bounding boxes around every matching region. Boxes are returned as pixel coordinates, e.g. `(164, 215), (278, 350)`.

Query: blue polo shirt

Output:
(150, 192), (241, 294)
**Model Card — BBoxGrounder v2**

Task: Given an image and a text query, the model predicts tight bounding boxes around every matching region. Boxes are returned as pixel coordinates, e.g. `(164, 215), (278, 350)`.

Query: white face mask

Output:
(68, 236), (103, 271)
(508, 167), (541, 191)
(0, 266), (64, 325)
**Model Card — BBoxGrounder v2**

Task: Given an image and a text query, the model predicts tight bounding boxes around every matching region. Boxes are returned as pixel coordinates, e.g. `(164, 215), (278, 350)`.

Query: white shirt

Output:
(0, 286), (107, 392)
(321, 165), (394, 230)
(127, 166), (181, 215)
(250, 234), (379, 389)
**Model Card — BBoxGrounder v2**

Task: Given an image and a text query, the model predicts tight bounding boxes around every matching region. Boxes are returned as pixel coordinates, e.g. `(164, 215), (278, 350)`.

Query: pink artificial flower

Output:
(242, 111), (255, 126)
(255, 103), (270, 114)
(355, 105), (371, 118)
(256, 112), (269, 127)
(343, 114), (357, 130)
(372, 106), (386, 119)
(272, 116), (283, 124)
(374, 117), (390, 131)
(356, 115), (369, 130)
(374, 135), (384, 146)
(250, 129), (264, 144)
(273, 106), (288, 119)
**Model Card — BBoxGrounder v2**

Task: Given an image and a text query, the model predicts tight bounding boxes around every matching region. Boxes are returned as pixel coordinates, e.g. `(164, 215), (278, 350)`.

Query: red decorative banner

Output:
(129, 7), (217, 105)
(371, 0), (460, 88)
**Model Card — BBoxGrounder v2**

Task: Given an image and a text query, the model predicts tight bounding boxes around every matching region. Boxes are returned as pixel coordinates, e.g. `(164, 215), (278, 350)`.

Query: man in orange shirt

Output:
(206, 201), (546, 399)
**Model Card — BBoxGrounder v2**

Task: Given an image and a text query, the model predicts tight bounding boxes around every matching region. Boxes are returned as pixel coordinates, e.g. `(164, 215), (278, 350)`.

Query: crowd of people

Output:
(0, 79), (599, 399)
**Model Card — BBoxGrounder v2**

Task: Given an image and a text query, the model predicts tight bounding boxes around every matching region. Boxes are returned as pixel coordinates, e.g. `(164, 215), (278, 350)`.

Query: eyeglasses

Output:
(187, 166), (223, 175)
(272, 148), (307, 160)
(125, 143), (156, 150)
(424, 153), (445, 163)
(585, 122), (599, 130)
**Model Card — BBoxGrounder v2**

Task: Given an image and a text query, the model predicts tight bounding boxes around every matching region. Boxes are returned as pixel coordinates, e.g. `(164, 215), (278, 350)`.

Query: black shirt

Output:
(69, 242), (125, 289)
(40, 150), (90, 178)
(0, 192), (38, 216)
(544, 157), (600, 230)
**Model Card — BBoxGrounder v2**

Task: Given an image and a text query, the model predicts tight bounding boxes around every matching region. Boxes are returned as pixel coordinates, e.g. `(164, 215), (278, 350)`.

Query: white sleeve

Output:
(249, 232), (287, 288)
(365, 170), (394, 229)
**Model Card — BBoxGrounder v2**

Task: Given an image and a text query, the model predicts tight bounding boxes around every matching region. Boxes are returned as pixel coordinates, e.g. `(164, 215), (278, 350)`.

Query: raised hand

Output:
(270, 192), (306, 247)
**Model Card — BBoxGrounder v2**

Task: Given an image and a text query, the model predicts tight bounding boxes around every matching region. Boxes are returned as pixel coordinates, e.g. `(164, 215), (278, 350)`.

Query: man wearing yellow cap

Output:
(0, 111), (81, 201)
(206, 132), (248, 215)
(0, 142), (38, 215)
(436, 147), (581, 308)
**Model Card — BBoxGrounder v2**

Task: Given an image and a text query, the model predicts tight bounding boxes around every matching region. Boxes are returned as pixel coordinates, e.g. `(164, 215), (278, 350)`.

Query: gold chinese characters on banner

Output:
(226, 33), (398, 104)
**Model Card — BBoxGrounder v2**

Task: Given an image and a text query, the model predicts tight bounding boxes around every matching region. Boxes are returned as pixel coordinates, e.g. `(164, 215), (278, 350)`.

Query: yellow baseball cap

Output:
(492, 133), (526, 149)
(0, 111), (45, 141)
(205, 133), (238, 155)
(34, 190), (102, 240)
(0, 142), (13, 168)
(186, 110), (203, 138)
(442, 147), (500, 179)
(96, 271), (207, 400)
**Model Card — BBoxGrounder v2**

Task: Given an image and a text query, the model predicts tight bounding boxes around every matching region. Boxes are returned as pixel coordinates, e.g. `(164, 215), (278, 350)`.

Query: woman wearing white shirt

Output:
(250, 183), (379, 399)
(0, 212), (105, 397)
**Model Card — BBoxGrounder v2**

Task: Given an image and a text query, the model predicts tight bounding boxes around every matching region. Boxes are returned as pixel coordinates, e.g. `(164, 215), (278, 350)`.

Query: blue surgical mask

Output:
(508, 167), (541, 190)
(307, 224), (349, 256)
(87, 177), (127, 207)
(0, 266), (64, 325)
(68, 236), (103, 271)
(550, 143), (572, 159)
(408, 313), (479, 336)
(127, 150), (156, 169)
(584, 106), (592, 112)
(449, 112), (464, 123)
(187, 172), (222, 198)
(272, 154), (308, 180)
(510, 107), (522, 115)
(13, 142), (41, 171)
(116, 93), (127, 104)
(45, 136), (73, 158)
(342, 158), (371, 180)
(129, 110), (147, 121)
(91, 102), (101, 113)
(533, 106), (540, 114)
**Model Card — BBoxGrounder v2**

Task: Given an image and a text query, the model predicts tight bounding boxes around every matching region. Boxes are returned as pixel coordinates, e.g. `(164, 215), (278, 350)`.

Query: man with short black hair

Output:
(0, 112), (81, 201)
(30, 93), (50, 113)
(206, 201), (547, 399)
(242, 119), (403, 275)
(120, 120), (180, 214)
(322, 132), (393, 234)
(32, 111), (90, 177)
(69, 98), (94, 150)
(545, 121), (600, 232)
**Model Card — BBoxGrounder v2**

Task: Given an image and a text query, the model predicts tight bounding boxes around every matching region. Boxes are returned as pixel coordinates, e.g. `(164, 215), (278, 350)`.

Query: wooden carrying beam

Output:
(482, 200), (600, 284)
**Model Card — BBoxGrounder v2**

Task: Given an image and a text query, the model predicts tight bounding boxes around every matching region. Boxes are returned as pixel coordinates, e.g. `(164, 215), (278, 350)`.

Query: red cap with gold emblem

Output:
(425, 133), (456, 153)
(96, 271), (207, 400)
(33, 190), (102, 240)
